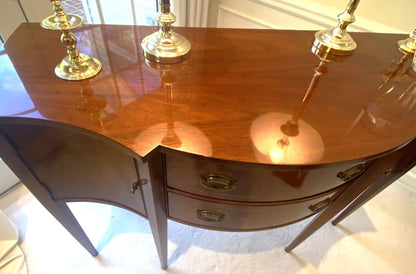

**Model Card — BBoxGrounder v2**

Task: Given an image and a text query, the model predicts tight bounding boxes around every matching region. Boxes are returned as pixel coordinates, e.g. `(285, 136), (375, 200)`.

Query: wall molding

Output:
(216, 0), (405, 33)
(254, 0), (406, 33)
(172, 0), (210, 27)
(249, 0), (338, 30)
(217, 5), (280, 29)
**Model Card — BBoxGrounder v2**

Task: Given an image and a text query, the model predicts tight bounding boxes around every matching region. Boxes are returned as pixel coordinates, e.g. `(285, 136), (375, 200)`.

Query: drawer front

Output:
(166, 152), (366, 202)
(168, 191), (334, 230)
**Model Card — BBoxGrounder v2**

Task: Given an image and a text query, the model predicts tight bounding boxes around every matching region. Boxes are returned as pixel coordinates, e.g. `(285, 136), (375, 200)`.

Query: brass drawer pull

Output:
(197, 209), (225, 222)
(130, 179), (147, 195)
(308, 198), (331, 213)
(130, 182), (140, 195)
(200, 174), (237, 191)
(337, 163), (367, 182)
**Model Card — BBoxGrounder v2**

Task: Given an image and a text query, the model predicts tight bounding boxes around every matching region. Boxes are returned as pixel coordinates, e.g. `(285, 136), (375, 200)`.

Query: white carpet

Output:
(0, 208), (27, 274)
(0, 180), (415, 274)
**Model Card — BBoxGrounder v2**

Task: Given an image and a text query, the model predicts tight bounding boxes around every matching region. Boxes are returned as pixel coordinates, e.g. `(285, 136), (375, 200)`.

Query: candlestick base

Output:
(311, 0), (359, 60)
(397, 37), (416, 55)
(141, 31), (191, 64)
(55, 53), (102, 81)
(41, 14), (83, 30)
(312, 29), (357, 59)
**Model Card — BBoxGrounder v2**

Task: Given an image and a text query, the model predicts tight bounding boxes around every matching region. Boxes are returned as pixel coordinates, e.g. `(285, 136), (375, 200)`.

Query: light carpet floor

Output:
(0, 180), (415, 274)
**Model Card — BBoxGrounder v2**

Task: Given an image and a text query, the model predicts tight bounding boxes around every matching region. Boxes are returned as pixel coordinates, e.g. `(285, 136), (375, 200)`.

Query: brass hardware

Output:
(141, 0), (191, 64)
(308, 198), (331, 213)
(200, 174), (237, 192)
(130, 182), (140, 195)
(398, 37), (416, 55)
(398, 28), (416, 55)
(55, 30), (102, 80)
(312, 0), (360, 59)
(197, 209), (225, 222)
(337, 163), (367, 182)
(130, 180), (147, 195)
(384, 168), (393, 175)
(41, 0), (102, 80)
(41, 0), (83, 30)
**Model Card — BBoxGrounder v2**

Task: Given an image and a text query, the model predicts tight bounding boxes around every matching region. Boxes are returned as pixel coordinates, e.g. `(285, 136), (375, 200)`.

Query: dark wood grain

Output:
(0, 133), (98, 256)
(1, 23), (416, 269)
(285, 138), (416, 252)
(165, 149), (363, 202)
(1, 23), (413, 166)
(0, 122), (146, 216)
(167, 189), (338, 230)
(137, 152), (168, 270)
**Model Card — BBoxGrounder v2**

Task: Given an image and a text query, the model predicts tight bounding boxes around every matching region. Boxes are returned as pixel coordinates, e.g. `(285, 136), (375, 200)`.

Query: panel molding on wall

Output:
(217, 5), (279, 29)
(215, 0), (406, 33)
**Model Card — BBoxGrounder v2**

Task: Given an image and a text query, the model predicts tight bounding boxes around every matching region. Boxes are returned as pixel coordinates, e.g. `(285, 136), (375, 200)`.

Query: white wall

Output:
(0, 0), (27, 41)
(0, 0), (50, 42)
(208, 0), (414, 33)
(313, 0), (414, 33)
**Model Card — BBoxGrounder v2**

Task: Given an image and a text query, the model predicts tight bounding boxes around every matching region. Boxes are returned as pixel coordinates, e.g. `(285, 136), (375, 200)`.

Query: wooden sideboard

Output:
(1, 23), (416, 269)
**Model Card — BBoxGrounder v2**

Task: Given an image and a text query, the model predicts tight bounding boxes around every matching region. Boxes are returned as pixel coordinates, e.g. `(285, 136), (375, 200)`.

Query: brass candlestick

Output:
(41, 0), (83, 30)
(312, 0), (360, 59)
(41, 0), (102, 80)
(141, 0), (191, 64)
(398, 30), (416, 55)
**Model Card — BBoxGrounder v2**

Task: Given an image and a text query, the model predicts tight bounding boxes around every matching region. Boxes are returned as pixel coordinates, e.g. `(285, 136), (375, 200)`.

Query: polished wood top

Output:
(1, 23), (415, 165)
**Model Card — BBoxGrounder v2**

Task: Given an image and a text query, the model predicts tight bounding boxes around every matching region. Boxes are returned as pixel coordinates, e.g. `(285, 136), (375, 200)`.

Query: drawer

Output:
(165, 152), (367, 202)
(168, 191), (335, 230)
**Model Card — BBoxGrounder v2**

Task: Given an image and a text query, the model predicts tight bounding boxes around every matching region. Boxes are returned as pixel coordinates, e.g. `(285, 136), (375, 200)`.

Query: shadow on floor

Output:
(69, 202), (377, 269)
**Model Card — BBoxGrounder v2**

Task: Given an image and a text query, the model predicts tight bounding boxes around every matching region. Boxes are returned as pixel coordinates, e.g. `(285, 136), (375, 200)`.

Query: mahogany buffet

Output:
(1, 23), (416, 269)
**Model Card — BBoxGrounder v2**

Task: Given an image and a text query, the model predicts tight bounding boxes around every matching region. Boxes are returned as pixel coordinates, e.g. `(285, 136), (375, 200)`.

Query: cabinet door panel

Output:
(1, 123), (146, 216)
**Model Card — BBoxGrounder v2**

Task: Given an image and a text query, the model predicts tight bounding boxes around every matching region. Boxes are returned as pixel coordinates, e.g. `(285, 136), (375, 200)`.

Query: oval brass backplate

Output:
(200, 174), (237, 192)
(337, 163), (367, 182)
(197, 209), (225, 222)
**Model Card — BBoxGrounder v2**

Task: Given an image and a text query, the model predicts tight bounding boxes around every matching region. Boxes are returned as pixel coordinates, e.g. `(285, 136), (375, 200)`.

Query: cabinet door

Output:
(0, 123), (146, 216)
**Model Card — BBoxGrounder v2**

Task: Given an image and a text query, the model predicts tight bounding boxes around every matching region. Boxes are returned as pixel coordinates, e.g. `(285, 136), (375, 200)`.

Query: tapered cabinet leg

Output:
(136, 154), (168, 269)
(40, 200), (98, 256)
(286, 139), (416, 253)
(332, 149), (416, 226)
(0, 134), (97, 256)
